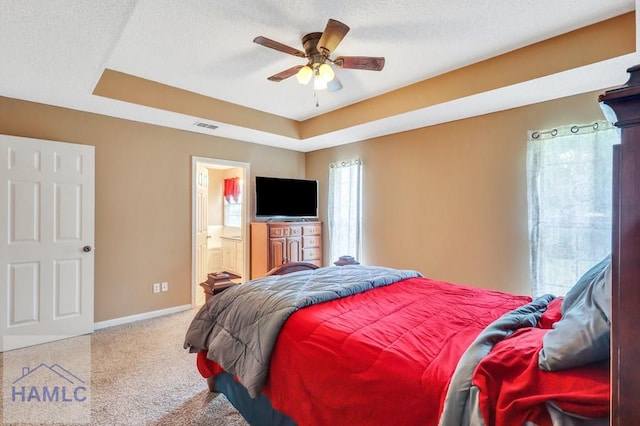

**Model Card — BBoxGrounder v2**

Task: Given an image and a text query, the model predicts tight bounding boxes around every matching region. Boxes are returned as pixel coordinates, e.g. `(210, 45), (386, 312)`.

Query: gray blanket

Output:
(438, 293), (556, 426)
(184, 265), (422, 398)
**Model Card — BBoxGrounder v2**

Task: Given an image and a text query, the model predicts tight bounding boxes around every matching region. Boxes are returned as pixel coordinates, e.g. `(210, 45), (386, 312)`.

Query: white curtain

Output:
(328, 159), (362, 264)
(527, 120), (618, 296)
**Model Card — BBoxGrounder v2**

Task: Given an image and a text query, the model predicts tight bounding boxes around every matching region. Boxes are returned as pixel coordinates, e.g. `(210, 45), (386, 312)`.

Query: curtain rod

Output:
(530, 121), (602, 140)
(330, 159), (362, 168)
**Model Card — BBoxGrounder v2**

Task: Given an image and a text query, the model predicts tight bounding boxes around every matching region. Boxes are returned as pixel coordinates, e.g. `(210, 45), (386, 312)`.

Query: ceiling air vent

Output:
(194, 120), (219, 130)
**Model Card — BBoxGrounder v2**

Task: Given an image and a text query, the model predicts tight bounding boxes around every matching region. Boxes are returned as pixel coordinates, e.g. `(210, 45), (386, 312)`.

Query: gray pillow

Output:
(538, 255), (612, 371)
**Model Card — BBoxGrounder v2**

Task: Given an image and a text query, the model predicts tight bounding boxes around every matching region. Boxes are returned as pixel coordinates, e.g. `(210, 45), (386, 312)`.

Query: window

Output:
(223, 178), (242, 228)
(328, 159), (363, 263)
(526, 121), (618, 296)
(224, 198), (242, 227)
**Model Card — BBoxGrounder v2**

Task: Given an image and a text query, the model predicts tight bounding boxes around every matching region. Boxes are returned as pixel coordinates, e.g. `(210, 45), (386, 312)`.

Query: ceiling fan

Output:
(253, 19), (385, 92)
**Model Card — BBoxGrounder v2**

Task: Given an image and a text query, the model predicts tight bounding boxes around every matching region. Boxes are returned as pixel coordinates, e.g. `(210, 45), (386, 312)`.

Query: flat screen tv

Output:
(255, 176), (318, 219)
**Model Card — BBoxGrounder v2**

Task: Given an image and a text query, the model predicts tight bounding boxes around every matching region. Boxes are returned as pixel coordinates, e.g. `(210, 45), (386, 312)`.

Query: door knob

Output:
(82, 245), (93, 253)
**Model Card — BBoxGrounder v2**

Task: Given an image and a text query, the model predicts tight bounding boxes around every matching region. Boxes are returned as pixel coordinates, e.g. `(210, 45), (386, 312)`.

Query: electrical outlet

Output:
(153, 283), (160, 293)
(161, 281), (169, 292)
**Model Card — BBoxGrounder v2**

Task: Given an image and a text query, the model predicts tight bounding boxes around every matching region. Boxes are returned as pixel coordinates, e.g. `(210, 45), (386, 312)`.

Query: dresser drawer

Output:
(303, 235), (321, 248)
(269, 225), (302, 238)
(302, 224), (321, 235)
(302, 247), (321, 261)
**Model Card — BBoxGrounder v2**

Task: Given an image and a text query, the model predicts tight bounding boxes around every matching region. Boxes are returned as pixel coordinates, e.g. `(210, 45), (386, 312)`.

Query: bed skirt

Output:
(214, 372), (296, 426)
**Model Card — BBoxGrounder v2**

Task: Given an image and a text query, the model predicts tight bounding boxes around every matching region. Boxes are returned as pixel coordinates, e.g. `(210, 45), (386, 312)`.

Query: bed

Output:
(184, 64), (640, 425)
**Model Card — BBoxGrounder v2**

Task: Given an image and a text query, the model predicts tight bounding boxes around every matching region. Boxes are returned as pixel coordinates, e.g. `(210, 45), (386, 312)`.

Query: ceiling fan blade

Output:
(317, 19), (350, 54)
(334, 56), (385, 71)
(267, 65), (304, 82)
(327, 77), (343, 92)
(253, 36), (306, 58)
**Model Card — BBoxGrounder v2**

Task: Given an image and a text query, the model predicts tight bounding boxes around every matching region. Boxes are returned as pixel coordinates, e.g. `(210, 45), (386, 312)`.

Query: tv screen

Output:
(255, 176), (318, 219)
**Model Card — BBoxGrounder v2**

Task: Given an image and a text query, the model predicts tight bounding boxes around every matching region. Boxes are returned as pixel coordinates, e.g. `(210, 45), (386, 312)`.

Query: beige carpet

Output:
(1, 308), (249, 426)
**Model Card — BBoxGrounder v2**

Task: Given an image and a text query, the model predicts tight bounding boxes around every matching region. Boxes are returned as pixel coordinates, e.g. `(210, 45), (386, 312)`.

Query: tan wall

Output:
(306, 90), (609, 296)
(0, 88), (617, 321)
(0, 96), (306, 322)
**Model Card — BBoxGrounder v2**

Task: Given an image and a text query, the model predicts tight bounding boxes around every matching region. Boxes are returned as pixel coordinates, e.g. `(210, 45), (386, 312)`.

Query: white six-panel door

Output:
(0, 135), (95, 352)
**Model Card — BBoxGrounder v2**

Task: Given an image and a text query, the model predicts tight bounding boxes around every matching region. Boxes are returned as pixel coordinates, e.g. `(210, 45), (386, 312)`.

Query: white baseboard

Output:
(94, 304), (193, 330)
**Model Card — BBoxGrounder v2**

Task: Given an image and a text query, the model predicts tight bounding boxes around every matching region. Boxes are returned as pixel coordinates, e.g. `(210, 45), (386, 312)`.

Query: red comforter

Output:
(197, 277), (609, 425)
(474, 297), (610, 425)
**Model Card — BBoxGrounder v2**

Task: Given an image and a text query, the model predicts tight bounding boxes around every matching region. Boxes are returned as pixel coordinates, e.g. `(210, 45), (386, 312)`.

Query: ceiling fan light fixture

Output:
(318, 63), (335, 82)
(296, 65), (313, 84)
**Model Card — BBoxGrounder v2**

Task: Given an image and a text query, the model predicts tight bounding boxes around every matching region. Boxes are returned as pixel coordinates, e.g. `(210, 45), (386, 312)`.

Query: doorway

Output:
(191, 157), (249, 307)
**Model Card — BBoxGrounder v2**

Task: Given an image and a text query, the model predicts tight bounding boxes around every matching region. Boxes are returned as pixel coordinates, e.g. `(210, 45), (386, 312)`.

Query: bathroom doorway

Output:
(191, 156), (249, 306)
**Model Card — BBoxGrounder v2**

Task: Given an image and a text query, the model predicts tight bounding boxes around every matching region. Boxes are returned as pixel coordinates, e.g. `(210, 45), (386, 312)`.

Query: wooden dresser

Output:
(250, 221), (322, 279)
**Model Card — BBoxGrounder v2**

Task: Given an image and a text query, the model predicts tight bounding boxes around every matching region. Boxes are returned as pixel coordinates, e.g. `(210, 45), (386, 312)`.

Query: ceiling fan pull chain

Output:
(315, 90), (320, 107)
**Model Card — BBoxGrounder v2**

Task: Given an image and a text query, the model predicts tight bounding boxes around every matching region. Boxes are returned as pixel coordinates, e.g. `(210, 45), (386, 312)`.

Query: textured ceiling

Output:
(0, 0), (637, 152)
